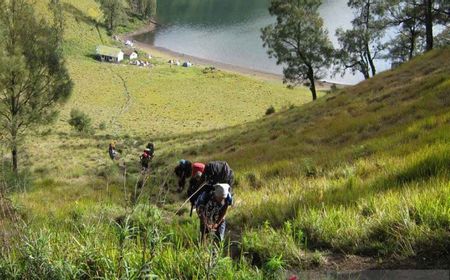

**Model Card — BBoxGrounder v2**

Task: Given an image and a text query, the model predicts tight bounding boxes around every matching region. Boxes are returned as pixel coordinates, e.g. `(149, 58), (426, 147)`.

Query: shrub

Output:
(330, 83), (338, 93)
(98, 122), (107, 130)
(264, 255), (285, 279)
(68, 109), (93, 134)
(265, 106), (276, 116)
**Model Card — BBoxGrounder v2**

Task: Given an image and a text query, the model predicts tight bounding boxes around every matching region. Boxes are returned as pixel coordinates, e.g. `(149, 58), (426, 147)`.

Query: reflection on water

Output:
(134, 0), (389, 84)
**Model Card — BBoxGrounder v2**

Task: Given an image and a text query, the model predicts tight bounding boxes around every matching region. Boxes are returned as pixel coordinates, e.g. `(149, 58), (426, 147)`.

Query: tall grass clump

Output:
(68, 109), (94, 134)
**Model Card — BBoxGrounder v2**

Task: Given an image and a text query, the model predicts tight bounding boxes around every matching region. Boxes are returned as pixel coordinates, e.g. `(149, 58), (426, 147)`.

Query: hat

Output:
(214, 184), (230, 199)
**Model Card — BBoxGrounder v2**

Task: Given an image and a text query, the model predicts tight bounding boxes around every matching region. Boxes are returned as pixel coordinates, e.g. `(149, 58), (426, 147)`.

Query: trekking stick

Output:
(174, 182), (208, 215)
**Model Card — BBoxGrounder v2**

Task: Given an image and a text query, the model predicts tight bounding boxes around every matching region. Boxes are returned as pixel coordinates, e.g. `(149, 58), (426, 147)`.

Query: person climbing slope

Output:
(140, 143), (155, 172)
(108, 141), (119, 160)
(174, 159), (206, 215)
(196, 183), (232, 243)
(174, 159), (205, 192)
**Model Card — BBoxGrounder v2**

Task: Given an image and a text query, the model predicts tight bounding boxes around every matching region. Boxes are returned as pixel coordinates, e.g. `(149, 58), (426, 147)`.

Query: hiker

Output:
(146, 142), (155, 156)
(140, 143), (154, 172)
(174, 160), (206, 215)
(196, 183), (232, 243)
(202, 161), (234, 189)
(174, 160), (205, 192)
(108, 141), (118, 160)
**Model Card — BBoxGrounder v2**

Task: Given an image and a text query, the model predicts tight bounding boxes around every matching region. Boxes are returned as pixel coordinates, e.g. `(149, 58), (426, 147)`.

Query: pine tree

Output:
(261, 0), (333, 101)
(97, 0), (128, 32)
(0, 0), (73, 173)
(335, 0), (386, 79)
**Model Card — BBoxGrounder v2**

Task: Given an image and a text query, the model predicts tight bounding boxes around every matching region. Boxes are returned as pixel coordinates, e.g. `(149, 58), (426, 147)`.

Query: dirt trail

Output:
(108, 66), (133, 136)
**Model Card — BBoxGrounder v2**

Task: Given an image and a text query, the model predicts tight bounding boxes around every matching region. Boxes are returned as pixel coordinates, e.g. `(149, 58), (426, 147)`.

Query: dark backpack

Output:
(140, 152), (151, 167)
(146, 143), (155, 157)
(203, 161), (234, 187)
(175, 160), (192, 178)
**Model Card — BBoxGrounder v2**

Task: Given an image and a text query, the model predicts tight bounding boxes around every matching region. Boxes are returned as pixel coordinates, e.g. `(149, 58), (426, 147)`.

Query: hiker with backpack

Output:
(174, 159), (206, 215)
(140, 143), (155, 172)
(108, 141), (119, 160)
(174, 159), (205, 192)
(196, 183), (232, 243)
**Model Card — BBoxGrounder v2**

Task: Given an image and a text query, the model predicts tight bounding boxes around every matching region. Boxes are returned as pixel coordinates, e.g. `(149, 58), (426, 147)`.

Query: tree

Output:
(381, 0), (425, 62)
(261, 0), (333, 101)
(0, 0), (73, 173)
(97, 0), (128, 32)
(434, 25), (450, 47)
(336, 0), (386, 79)
(422, 0), (449, 51)
(335, 29), (373, 79)
(128, 0), (157, 19)
(335, 0), (385, 79)
(377, 0), (448, 62)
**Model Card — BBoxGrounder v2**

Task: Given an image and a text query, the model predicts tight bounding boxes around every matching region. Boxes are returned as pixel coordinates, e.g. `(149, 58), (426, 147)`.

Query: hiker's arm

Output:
(213, 205), (228, 228)
(178, 175), (186, 189)
(197, 206), (210, 227)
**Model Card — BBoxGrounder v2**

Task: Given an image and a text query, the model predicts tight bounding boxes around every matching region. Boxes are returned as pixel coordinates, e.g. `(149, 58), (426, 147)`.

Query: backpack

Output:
(146, 143), (155, 156)
(204, 161), (234, 187)
(176, 159), (192, 178)
(196, 187), (233, 210)
(140, 152), (151, 167)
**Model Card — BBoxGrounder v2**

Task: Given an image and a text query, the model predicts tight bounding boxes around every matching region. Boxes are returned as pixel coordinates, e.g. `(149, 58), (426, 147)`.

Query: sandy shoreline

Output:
(117, 22), (341, 88)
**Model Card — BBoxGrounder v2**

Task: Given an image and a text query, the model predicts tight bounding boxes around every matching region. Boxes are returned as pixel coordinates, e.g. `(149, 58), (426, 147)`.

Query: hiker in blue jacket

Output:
(196, 183), (232, 243)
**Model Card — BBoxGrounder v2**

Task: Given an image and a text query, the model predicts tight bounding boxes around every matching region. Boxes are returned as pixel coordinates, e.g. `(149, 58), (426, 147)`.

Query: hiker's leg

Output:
(216, 220), (226, 242)
(200, 222), (208, 244)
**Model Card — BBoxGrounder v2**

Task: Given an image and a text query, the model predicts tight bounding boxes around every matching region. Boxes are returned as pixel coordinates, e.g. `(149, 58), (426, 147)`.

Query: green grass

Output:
(0, 0), (449, 278)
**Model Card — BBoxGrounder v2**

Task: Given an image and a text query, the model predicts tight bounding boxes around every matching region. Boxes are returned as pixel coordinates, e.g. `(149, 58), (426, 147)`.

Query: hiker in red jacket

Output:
(174, 160), (206, 215)
(174, 160), (205, 192)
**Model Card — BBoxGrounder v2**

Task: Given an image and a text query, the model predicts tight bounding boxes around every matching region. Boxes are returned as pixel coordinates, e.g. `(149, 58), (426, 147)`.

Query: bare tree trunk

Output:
(11, 146), (18, 175)
(310, 81), (317, 101)
(362, 62), (370, 79)
(366, 44), (376, 77)
(308, 67), (317, 101)
(425, 0), (434, 51)
(363, 1), (376, 77)
(409, 31), (416, 60)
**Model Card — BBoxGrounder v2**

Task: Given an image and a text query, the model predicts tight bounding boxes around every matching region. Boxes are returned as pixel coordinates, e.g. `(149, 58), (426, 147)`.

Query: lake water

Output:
(133, 0), (390, 84)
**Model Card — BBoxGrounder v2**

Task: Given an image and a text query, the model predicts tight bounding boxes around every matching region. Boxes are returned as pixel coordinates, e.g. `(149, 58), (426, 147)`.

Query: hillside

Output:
(154, 48), (450, 269)
(0, 0), (449, 278)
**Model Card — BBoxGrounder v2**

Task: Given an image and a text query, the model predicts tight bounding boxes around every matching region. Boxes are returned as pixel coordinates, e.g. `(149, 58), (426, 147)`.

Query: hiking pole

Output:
(174, 182), (208, 216)
(190, 204), (194, 217)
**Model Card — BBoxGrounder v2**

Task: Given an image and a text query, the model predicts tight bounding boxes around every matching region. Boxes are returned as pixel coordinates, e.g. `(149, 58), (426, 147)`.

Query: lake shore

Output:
(117, 22), (343, 89)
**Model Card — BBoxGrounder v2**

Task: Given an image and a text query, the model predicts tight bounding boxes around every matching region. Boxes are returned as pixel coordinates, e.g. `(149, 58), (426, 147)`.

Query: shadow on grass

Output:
(62, 3), (100, 27)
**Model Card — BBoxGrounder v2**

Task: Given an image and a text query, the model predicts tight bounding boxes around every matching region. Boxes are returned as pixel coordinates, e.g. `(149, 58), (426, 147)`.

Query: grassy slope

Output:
(199, 49), (450, 265)
(23, 0), (312, 180)
(1, 0), (449, 278)
(50, 0), (311, 136)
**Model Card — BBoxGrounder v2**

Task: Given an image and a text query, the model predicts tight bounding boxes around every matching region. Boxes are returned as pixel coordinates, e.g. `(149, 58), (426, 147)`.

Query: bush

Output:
(330, 83), (338, 93)
(98, 122), (107, 130)
(265, 106), (276, 116)
(68, 109), (93, 134)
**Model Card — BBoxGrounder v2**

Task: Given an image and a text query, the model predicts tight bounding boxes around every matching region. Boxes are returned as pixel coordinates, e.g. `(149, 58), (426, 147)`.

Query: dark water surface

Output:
(134, 0), (390, 84)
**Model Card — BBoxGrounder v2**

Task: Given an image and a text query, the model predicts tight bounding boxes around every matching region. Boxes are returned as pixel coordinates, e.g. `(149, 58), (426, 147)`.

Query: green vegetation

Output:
(0, 0), (73, 173)
(68, 109), (94, 134)
(97, 0), (128, 32)
(0, 0), (449, 278)
(261, 0), (334, 100)
(127, 0), (157, 19)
